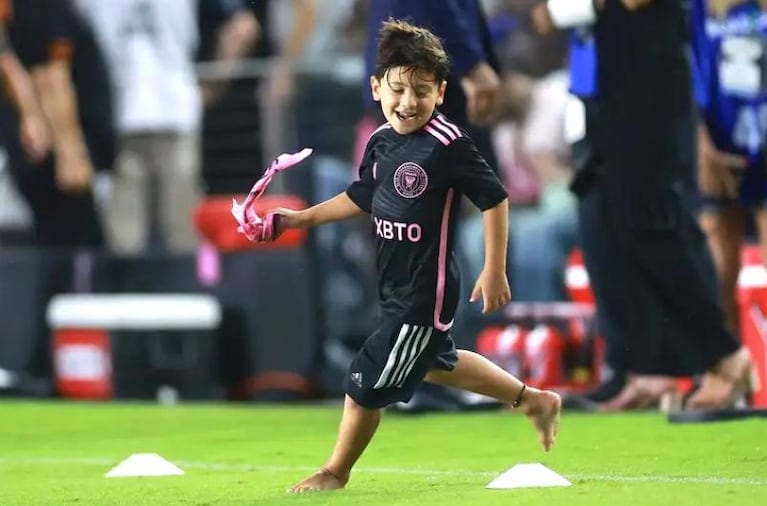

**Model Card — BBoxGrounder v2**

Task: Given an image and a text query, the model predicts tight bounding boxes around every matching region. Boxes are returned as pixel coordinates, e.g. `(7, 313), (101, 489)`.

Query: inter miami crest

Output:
(393, 162), (428, 199)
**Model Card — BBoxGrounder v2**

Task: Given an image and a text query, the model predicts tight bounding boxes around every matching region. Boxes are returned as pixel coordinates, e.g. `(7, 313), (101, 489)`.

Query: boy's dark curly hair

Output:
(374, 19), (451, 84)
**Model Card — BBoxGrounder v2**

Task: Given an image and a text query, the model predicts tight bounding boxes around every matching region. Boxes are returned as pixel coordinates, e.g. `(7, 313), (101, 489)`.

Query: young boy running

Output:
(264, 19), (561, 492)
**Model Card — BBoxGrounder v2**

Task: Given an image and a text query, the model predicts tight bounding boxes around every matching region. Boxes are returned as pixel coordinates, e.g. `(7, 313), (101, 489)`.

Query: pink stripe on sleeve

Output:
(429, 119), (457, 141)
(436, 115), (462, 138)
(425, 125), (450, 145)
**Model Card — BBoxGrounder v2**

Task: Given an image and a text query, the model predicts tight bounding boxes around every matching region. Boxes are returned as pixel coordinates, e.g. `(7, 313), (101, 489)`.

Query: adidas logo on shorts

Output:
(350, 372), (363, 387)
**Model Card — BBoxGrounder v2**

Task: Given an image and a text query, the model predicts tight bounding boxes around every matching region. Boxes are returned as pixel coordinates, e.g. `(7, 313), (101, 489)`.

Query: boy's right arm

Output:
(276, 133), (375, 231)
(276, 191), (366, 229)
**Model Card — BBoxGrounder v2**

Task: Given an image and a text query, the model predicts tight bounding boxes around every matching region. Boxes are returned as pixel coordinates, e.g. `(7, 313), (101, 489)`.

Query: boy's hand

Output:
(470, 267), (511, 314)
(260, 207), (310, 241)
(268, 207), (306, 229)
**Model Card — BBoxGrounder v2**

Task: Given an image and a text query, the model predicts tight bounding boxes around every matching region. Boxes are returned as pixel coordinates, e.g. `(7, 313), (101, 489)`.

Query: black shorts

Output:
(344, 318), (458, 409)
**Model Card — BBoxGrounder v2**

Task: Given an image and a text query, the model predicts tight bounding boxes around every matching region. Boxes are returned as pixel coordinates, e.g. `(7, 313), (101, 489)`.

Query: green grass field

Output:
(0, 401), (764, 505)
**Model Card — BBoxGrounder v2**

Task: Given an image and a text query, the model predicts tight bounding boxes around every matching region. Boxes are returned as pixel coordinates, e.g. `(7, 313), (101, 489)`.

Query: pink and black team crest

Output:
(393, 162), (428, 199)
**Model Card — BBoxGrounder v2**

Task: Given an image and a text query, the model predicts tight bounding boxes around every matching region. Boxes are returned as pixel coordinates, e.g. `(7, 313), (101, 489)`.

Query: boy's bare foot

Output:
(287, 467), (348, 493)
(523, 389), (561, 452)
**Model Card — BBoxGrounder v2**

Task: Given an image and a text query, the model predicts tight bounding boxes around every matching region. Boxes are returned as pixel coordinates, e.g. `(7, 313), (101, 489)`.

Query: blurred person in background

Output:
(531, 0), (650, 406)
(595, 0), (753, 410)
(75, 0), (258, 255)
(488, 0), (569, 78)
(1, 0), (110, 248)
(504, 68), (578, 302)
(0, 8), (47, 391)
(472, 1), (576, 303)
(458, 65), (579, 303)
(0, 17), (50, 170)
(0, 0), (114, 395)
(0, 8), (48, 239)
(692, 0), (767, 341)
(262, 0), (317, 108)
(533, 0), (758, 411)
(532, 0), (637, 404)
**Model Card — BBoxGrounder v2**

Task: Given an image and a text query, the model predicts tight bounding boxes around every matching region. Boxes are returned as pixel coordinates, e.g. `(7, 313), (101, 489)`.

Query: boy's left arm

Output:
(470, 198), (511, 314)
(444, 137), (511, 314)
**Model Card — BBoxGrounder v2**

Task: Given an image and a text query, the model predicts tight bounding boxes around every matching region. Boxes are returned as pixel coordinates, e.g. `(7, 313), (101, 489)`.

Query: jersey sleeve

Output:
(345, 139), (376, 214)
(445, 137), (507, 211)
(14, 0), (75, 68)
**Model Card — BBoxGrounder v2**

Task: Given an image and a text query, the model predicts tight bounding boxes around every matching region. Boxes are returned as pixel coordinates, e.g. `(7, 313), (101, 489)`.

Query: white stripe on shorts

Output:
(393, 327), (433, 387)
(373, 324), (434, 389)
(389, 326), (427, 388)
(373, 323), (414, 389)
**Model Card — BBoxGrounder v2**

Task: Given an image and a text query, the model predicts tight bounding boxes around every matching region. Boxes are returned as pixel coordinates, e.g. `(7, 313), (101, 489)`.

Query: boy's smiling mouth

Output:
(395, 111), (418, 121)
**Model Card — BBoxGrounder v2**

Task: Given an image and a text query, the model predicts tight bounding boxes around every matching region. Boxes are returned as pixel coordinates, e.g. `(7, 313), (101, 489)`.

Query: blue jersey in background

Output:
(691, 0), (767, 165)
(568, 26), (598, 98)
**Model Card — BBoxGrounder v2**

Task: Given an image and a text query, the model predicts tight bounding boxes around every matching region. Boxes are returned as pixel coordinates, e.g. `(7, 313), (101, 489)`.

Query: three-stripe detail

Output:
(424, 115), (462, 145)
(373, 324), (434, 389)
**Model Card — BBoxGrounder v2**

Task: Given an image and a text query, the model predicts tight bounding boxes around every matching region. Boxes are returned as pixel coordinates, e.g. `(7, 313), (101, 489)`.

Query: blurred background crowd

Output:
(0, 0), (575, 287)
(0, 0), (764, 414)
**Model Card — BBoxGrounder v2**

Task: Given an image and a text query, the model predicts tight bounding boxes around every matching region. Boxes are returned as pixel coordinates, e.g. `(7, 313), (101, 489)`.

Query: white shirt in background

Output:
(75, 0), (201, 133)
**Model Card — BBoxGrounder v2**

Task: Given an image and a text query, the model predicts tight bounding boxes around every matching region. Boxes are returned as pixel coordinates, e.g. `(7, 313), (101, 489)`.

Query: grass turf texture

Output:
(0, 401), (764, 505)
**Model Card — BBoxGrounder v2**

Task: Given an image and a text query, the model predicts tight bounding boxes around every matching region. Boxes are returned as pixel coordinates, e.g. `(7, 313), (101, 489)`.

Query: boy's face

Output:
(371, 66), (447, 135)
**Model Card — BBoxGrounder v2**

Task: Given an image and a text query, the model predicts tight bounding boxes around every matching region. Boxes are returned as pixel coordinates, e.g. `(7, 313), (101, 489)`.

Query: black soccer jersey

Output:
(346, 113), (507, 331)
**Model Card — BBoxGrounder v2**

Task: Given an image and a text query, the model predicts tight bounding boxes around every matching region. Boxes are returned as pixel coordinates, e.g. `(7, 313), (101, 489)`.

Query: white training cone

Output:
(486, 463), (571, 489)
(105, 453), (185, 478)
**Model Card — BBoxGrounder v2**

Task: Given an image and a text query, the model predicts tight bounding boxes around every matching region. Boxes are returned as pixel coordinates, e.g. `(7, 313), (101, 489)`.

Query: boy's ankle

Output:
(321, 466), (350, 484)
(514, 386), (545, 415)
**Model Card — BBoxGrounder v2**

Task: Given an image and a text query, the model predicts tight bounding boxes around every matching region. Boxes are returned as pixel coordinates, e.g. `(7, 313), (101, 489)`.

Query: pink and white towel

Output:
(231, 148), (313, 242)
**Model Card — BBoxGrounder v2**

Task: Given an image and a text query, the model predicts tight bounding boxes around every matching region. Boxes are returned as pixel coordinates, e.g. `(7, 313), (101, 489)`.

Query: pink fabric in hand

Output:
(231, 148), (312, 242)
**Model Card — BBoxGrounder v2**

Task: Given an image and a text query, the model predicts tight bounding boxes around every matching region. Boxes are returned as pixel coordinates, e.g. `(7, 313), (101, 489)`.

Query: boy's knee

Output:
(346, 380), (417, 410)
(344, 393), (374, 411)
(423, 369), (447, 384)
(346, 382), (390, 409)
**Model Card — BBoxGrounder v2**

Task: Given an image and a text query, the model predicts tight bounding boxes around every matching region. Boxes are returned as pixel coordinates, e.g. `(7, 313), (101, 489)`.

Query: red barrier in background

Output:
(53, 329), (112, 400)
(194, 194), (308, 252)
(477, 302), (602, 392)
(737, 245), (767, 407)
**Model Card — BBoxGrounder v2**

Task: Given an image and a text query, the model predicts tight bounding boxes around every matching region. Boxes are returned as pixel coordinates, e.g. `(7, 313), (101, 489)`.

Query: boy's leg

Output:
(424, 350), (561, 451)
(289, 395), (381, 493)
(290, 319), (412, 493)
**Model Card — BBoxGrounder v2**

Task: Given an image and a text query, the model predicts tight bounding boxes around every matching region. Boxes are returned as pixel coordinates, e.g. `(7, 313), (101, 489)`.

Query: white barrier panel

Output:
(738, 264), (767, 289)
(46, 294), (221, 330)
